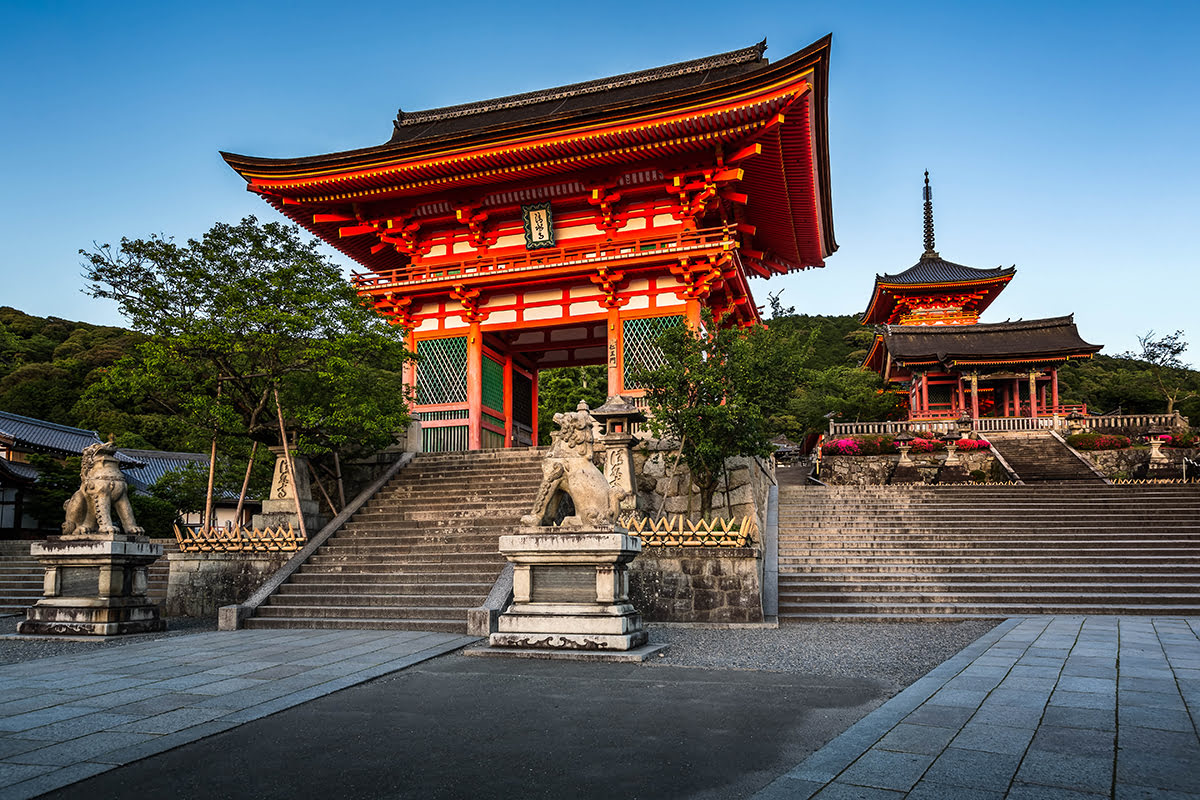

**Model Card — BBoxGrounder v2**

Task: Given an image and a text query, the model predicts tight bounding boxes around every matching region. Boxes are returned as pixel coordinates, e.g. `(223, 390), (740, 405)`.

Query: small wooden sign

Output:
(522, 202), (555, 250)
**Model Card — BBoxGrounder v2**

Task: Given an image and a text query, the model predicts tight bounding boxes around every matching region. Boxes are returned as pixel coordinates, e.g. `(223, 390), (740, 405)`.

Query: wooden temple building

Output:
(861, 175), (1101, 421)
(223, 37), (836, 451)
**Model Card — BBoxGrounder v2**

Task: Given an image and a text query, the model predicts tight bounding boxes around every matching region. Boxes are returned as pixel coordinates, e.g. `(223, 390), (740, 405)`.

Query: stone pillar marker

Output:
(252, 445), (324, 533)
(590, 395), (647, 514)
(20, 441), (165, 636)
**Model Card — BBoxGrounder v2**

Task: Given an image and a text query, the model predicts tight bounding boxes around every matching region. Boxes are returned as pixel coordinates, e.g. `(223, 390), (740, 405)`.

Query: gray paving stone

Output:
(1120, 677), (1185, 694)
(1016, 749), (1113, 795)
(811, 783), (906, 799)
(982, 687), (1050, 710)
(902, 704), (976, 728)
(108, 706), (226, 735)
(1117, 750), (1200, 794)
(950, 722), (1036, 756)
(1007, 780), (1109, 799)
(838, 749), (934, 792)
(1115, 783), (1200, 799)
(1040, 705), (1115, 731)
(0, 738), (43, 760)
(15, 711), (136, 742)
(1117, 726), (1200, 758)
(0, 761), (56, 788)
(874, 723), (958, 756)
(1056, 675), (1116, 694)
(906, 780), (1005, 800)
(1030, 724), (1115, 757)
(4, 730), (156, 767)
(1119, 705), (1195, 732)
(921, 747), (1022, 791)
(0, 760), (112, 798)
(1120, 690), (1188, 710)
(751, 775), (823, 800)
(185, 677), (268, 696)
(1048, 689), (1115, 711)
(0, 705), (94, 734)
(969, 703), (1043, 729)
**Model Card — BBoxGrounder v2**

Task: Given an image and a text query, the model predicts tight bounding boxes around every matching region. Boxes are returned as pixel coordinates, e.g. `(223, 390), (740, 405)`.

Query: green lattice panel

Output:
(622, 315), (683, 390)
(416, 337), (467, 405)
(482, 356), (504, 413)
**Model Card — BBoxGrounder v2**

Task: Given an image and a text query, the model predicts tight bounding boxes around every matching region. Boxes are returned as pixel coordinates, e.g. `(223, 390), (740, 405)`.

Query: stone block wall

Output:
(623, 439), (775, 535)
(628, 547), (763, 623)
(1078, 447), (1199, 480)
(166, 552), (291, 617)
(820, 451), (1002, 485)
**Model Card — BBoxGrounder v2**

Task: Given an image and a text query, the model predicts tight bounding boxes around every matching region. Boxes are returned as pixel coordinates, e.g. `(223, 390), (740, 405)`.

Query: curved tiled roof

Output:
(390, 42), (769, 144)
(877, 256), (1015, 285)
(880, 315), (1102, 366)
(0, 410), (102, 456)
(0, 456), (39, 485)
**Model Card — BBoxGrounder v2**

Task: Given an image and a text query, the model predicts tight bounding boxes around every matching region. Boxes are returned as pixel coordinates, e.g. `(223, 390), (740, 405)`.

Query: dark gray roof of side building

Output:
(0, 410), (103, 456)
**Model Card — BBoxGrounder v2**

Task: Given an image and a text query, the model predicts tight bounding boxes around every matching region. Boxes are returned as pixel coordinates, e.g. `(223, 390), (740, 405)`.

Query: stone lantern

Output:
(955, 410), (974, 439)
(1066, 410), (1086, 437)
(1147, 426), (1170, 465)
(589, 396), (646, 514)
(938, 431), (971, 484)
(890, 430), (921, 484)
(942, 432), (962, 466)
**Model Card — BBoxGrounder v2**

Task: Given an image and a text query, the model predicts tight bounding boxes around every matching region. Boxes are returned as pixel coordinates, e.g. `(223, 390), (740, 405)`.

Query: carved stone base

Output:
(487, 526), (648, 653)
(18, 537), (165, 637)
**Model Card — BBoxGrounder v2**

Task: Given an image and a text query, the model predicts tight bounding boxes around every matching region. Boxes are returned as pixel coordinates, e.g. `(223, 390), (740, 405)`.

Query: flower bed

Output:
(821, 434), (990, 456)
(1162, 431), (1199, 448)
(1066, 433), (1131, 451)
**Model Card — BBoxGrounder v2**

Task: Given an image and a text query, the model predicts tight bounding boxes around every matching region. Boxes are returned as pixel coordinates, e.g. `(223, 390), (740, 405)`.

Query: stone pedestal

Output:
(489, 527), (648, 651)
(19, 537), (165, 636)
(251, 446), (325, 532)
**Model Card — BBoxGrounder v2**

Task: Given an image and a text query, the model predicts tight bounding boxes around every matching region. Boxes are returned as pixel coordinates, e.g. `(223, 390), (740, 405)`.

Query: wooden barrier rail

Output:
(830, 412), (1188, 437)
(621, 515), (757, 547)
(173, 524), (306, 553)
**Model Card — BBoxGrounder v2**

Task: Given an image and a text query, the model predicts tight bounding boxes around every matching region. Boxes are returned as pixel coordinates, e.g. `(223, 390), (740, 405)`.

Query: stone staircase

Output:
(989, 432), (1101, 482)
(244, 448), (545, 632)
(0, 539), (173, 616)
(778, 483), (1200, 620)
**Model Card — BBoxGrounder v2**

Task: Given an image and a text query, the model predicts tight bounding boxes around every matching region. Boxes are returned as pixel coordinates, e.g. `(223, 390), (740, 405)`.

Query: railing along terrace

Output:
(351, 227), (735, 290)
(829, 411), (1188, 437)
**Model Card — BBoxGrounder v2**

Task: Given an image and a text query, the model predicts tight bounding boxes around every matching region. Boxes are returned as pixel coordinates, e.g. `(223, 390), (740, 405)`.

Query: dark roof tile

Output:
(878, 256), (1015, 285)
(0, 411), (102, 456)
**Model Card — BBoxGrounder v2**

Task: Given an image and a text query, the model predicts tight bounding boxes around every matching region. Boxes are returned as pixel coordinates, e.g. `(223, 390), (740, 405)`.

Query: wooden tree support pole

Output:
(204, 382), (222, 530)
(332, 450), (346, 509)
(234, 441), (257, 533)
(273, 385), (308, 541)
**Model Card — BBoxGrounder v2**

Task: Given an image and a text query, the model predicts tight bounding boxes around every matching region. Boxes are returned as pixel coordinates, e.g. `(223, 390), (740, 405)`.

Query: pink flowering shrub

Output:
(955, 438), (992, 450)
(1067, 433), (1131, 450)
(821, 437), (861, 455)
(1164, 431), (1198, 448)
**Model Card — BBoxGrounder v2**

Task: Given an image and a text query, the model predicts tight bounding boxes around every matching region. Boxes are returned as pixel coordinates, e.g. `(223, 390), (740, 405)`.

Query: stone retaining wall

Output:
(628, 547), (763, 623)
(623, 439), (775, 534)
(166, 552), (291, 617)
(819, 451), (1002, 485)
(1078, 447), (1200, 480)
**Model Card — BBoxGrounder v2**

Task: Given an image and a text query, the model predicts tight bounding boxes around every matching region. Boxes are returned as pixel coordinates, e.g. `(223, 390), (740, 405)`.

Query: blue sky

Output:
(2, 1), (1197, 359)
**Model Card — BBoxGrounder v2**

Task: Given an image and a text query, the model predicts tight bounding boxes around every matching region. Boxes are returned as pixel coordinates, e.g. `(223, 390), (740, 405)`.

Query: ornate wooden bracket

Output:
(587, 185), (624, 235)
(450, 283), (488, 323)
(455, 205), (496, 251)
(590, 266), (629, 309)
(670, 255), (728, 302)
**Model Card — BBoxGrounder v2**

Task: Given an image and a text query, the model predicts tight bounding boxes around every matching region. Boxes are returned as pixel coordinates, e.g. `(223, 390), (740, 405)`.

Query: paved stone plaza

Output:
(0, 618), (1196, 798)
(0, 630), (474, 799)
(756, 617), (1200, 799)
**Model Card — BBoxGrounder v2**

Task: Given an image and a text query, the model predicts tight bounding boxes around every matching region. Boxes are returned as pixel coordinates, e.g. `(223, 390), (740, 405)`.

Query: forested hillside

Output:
(2, 306), (1197, 447)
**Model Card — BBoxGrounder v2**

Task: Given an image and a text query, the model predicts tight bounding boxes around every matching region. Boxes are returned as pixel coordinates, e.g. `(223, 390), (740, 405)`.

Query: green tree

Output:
(536, 365), (607, 442)
(1123, 330), (1199, 415)
(635, 311), (802, 517)
(781, 365), (903, 438)
(80, 217), (413, 464)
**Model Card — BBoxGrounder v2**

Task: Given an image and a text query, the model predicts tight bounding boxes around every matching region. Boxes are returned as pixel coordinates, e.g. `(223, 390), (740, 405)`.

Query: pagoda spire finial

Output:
(922, 170), (939, 259)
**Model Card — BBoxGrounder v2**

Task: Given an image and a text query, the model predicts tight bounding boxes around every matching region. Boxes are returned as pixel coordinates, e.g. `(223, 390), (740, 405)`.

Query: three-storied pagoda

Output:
(223, 37), (836, 451)
(862, 174), (1101, 420)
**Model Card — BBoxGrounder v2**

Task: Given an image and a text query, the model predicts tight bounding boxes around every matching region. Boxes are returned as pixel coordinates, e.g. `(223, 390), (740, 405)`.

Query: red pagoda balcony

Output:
(350, 227), (736, 292)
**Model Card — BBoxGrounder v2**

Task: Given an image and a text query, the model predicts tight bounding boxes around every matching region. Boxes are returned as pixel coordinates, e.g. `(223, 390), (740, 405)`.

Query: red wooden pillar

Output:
(503, 352), (514, 448)
(920, 373), (929, 415)
(1011, 378), (1020, 416)
(531, 369), (539, 447)
(1051, 368), (1060, 412)
(1028, 372), (1039, 417)
(607, 306), (623, 397)
(684, 298), (702, 329)
(970, 373), (980, 419)
(956, 377), (966, 414)
(466, 322), (482, 450)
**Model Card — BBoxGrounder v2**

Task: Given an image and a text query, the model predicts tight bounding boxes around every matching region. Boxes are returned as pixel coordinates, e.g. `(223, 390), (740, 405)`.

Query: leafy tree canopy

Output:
(635, 311), (803, 517)
(80, 216), (412, 457)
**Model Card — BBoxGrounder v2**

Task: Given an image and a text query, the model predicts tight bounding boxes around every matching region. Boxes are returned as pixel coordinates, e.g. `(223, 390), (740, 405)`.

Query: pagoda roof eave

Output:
(860, 270), (1016, 325)
(867, 315), (1103, 371)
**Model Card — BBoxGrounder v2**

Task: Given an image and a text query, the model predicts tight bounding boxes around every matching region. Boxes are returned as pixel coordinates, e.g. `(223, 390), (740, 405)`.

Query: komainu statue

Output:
(521, 402), (625, 528)
(61, 441), (144, 539)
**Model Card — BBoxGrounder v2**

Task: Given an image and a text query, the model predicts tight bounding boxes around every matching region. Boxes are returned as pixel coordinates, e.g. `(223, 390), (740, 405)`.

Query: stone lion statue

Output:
(521, 402), (626, 528)
(61, 441), (144, 539)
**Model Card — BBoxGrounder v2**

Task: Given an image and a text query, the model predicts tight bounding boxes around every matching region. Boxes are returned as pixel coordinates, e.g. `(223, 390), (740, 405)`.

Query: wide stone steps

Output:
(778, 483), (1200, 621)
(988, 434), (1101, 482)
(246, 448), (543, 632)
